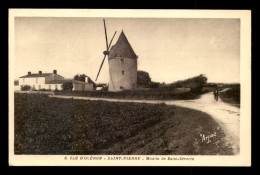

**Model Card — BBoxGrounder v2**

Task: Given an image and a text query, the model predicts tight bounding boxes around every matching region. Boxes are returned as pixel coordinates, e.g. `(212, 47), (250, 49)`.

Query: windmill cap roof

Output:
(108, 31), (137, 60)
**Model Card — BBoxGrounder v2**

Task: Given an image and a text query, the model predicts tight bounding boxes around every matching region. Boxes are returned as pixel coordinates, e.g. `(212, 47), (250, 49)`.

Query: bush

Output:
(219, 85), (240, 104)
(149, 82), (160, 88)
(137, 70), (151, 87)
(39, 88), (48, 91)
(55, 88), (198, 100)
(167, 74), (207, 93)
(21, 85), (31, 91)
(62, 82), (73, 91)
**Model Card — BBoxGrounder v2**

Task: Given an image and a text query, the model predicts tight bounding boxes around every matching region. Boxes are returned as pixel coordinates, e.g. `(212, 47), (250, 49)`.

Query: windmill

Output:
(95, 19), (138, 92)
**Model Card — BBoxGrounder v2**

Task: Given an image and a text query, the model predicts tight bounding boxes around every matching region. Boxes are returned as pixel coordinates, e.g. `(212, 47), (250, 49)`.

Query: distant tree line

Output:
(137, 71), (207, 92)
(166, 74), (207, 93)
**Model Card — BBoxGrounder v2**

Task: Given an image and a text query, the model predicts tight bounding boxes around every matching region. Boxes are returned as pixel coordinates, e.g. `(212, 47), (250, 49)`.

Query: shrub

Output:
(219, 85), (240, 104)
(62, 82), (73, 91)
(167, 74), (207, 93)
(39, 88), (48, 91)
(149, 82), (160, 88)
(21, 85), (31, 91)
(137, 70), (151, 87)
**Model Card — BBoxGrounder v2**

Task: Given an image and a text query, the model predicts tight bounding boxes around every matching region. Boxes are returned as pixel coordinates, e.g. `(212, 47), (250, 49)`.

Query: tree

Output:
(137, 70), (151, 87)
(62, 82), (73, 90)
(166, 74), (207, 93)
(182, 74), (207, 93)
(149, 82), (160, 88)
(74, 74), (86, 82)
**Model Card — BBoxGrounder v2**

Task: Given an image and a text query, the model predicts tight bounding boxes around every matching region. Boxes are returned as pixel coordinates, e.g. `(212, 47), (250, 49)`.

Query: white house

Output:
(19, 70), (68, 91)
(19, 70), (95, 91)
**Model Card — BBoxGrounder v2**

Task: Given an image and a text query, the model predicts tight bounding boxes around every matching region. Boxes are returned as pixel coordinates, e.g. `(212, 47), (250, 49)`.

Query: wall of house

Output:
(19, 77), (46, 90)
(108, 57), (137, 91)
(73, 83), (93, 91)
(18, 83), (63, 91)
(19, 74), (64, 90)
(47, 84), (63, 90)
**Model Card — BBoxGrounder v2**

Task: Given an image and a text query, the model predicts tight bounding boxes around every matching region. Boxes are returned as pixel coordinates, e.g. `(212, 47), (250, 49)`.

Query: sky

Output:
(14, 17), (240, 83)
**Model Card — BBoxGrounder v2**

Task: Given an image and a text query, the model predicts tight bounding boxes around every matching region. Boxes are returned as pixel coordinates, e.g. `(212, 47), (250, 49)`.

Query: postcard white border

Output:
(8, 9), (251, 166)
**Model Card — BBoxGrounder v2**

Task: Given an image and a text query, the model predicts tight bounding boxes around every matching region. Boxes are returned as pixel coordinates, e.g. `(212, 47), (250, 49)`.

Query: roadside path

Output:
(49, 91), (240, 154)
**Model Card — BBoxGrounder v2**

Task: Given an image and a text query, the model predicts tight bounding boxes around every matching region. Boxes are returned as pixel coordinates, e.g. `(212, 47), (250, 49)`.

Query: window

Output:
(55, 85), (58, 90)
(120, 86), (124, 89)
(49, 85), (51, 90)
(33, 85), (35, 90)
(122, 70), (124, 75)
(36, 78), (38, 84)
(121, 57), (124, 63)
(38, 85), (41, 90)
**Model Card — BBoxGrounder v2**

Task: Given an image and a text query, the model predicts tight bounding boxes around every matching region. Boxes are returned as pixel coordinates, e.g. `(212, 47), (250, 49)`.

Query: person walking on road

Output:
(213, 87), (219, 102)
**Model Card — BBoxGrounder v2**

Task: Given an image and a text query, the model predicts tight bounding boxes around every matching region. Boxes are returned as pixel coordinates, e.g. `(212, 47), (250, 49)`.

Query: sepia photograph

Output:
(8, 9), (251, 166)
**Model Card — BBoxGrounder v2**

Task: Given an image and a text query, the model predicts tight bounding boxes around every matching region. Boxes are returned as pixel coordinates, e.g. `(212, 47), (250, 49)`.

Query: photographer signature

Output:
(200, 132), (217, 143)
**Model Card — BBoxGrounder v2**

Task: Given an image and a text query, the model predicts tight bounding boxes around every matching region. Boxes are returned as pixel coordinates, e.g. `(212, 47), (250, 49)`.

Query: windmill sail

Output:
(103, 19), (109, 51)
(95, 19), (117, 81)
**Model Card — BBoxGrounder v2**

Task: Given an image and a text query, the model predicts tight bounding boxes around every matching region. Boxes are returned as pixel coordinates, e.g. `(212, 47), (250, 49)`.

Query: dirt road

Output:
(164, 92), (240, 154)
(49, 91), (240, 154)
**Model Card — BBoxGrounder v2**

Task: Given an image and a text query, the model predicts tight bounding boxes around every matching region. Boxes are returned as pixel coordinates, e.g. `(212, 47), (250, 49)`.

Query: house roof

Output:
(19, 73), (53, 78)
(108, 31), (137, 60)
(85, 76), (96, 85)
(47, 79), (94, 85)
(46, 79), (72, 84)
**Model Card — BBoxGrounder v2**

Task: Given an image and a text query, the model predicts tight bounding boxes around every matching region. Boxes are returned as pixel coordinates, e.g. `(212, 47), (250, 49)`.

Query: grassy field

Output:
(14, 93), (233, 155)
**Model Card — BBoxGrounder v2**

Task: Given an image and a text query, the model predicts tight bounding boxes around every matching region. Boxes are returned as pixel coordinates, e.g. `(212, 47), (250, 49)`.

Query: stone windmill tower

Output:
(95, 19), (138, 91)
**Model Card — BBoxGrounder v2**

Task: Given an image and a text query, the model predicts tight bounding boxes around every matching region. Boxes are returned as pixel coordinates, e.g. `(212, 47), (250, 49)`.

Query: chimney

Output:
(28, 71), (31, 75)
(39, 71), (42, 75)
(53, 70), (57, 74)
